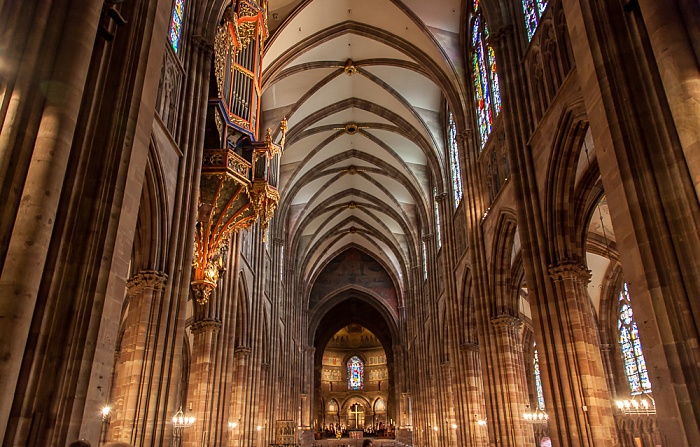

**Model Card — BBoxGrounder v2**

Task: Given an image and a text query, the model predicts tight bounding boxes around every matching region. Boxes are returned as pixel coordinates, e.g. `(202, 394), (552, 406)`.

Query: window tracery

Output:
(434, 188), (442, 248)
(347, 356), (364, 390)
(169, 0), (185, 53)
(522, 0), (549, 41)
(447, 112), (464, 206)
(534, 343), (545, 410)
(618, 283), (652, 395)
(471, 3), (501, 149)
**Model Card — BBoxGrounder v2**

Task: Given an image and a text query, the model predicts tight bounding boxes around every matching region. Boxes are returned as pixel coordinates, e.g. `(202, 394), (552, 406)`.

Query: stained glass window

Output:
(422, 240), (428, 279)
(434, 188), (442, 249)
(618, 283), (652, 395)
(471, 4), (501, 150)
(448, 112), (464, 207)
(169, 0), (185, 53)
(347, 356), (364, 390)
(534, 344), (545, 410)
(522, 0), (549, 41)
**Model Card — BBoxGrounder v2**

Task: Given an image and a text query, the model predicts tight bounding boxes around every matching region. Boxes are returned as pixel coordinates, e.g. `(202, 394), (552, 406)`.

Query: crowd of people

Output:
(69, 442), (135, 447)
(317, 422), (394, 439)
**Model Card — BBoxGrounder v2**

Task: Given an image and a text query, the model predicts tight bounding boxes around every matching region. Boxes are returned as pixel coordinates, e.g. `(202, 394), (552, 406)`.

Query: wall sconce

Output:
(615, 395), (656, 414)
(523, 408), (549, 423)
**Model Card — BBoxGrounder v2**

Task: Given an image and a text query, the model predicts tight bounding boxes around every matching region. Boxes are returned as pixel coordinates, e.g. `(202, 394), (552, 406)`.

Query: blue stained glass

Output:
(434, 188), (442, 247)
(534, 345), (545, 410)
(522, 0), (549, 42)
(488, 46), (502, 114)
(471, 14), (500, 150)
(448, 112), (464, 207)
(522, 0), (539, 40)
(169, 0), (185, 53)
(348, 356), (364, 390)
(618, 283), (652, 395)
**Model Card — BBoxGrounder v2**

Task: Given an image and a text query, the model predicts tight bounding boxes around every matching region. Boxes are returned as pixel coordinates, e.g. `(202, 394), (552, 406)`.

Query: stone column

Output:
(545, 261), (617, 446)
(229, 346), (251, 447)
(561, 0), (700, 443)
(109, 270), (169, 445)
(440, 362), (457, 446)
(0, 1), (103, 440)
(183, 318), (223, 447)
(301, 346), (315, 429)
(459, 343), (488, 447)
(489, 315), (533, 447)
(636, 0), (700, 196)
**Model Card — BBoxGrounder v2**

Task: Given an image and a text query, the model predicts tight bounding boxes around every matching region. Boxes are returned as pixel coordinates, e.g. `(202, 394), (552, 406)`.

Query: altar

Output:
(348, 430), (363, 439)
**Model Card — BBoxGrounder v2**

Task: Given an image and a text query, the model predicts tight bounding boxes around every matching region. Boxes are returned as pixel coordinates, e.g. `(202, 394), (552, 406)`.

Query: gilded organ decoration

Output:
(192, 0), (284, 305)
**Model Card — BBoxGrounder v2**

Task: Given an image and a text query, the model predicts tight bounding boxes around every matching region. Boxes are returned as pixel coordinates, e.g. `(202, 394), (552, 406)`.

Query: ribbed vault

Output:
(262, 0), (465, 308)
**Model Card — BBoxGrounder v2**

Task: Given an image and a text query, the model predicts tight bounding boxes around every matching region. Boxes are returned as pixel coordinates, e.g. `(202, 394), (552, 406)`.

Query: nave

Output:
(0, 0), (699, 446)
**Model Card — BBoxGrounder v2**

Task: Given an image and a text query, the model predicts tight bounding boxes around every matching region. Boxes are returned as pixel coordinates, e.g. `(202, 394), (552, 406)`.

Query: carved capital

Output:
(460, 342), (480, 353)
(434, 193), (448, 203)
(491, 24), (515, 45)
(305, 346), (316, 355)
(490, 314), (522, 329)
(126, 270), (168, 294)
(192, 34), (214, 56)
(457, 129), (473, 143)
(234, 346), (252, 358)
(261, 362), (270, 372)
(191, 318), (222, 334)
(440, 361), (452, 371)
(548, 260), (591, 283)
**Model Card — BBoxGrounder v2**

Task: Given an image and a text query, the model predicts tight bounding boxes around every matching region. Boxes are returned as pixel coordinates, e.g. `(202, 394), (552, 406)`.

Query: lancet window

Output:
(169, 0), (185, 53)
(347, 356), (364, 390)
(618, 283), (652, 395)
(447, 112), (464, 207)
(534, 344), (545, 409)
(471, 2), (502, 149)
(434, 188), (442, 248)
(522, 0), (549, 41)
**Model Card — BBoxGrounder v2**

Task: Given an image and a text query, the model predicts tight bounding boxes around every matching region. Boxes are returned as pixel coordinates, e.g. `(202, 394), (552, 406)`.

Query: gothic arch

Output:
(131, 139), (170, 273)
(491, 210), (519, 316)
(544, 102), (589, 264)
(308, 287), (400, 344)
(461, 268), (477, 345)
(234, 274), (250, 348)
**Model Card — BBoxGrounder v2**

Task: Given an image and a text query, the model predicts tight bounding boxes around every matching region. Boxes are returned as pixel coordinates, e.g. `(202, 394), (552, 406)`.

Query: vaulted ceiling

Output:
(261, 0), (466, 307)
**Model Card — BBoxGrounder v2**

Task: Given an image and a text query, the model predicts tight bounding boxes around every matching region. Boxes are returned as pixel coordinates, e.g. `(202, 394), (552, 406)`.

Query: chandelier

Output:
(523, 408), (549, 423)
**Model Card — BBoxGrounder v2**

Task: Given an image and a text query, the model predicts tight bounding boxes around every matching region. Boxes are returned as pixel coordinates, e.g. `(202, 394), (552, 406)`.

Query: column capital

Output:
(304, 346), (316, 355)
(273, 237), (284, 246)
(491, 24), (515, 44)
(126, 270), (168, 294)
(490, 314), (522, 329)
(435, 193), (448, 203)
(457, 129), (473, 143)
(548, 260), (591, 283)
(190, 318), (222, 334)
(460, 342), (480, 353)
(192, 34), (214, 56)
(234, 346), (252, 358)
